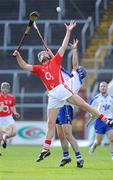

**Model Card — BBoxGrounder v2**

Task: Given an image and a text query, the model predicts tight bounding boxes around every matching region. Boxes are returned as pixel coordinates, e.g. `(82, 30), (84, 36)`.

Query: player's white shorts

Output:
(0, 115), (15, 127)
(48, 83), (74, 109)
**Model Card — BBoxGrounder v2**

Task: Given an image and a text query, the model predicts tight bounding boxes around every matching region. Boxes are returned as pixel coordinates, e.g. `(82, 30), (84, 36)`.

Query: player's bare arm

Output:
(58, 20), (76, 57)
(70, 39), (79, 70)
(13, 50), (33, 72)
(12, 106), (20, 119)
(0, 102), (4, 112)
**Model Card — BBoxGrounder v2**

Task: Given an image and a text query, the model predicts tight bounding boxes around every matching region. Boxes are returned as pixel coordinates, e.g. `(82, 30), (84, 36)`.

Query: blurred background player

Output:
(0, 82), (20, 152)
(56, 39), (86, 168)
(89, 81), (113, 160)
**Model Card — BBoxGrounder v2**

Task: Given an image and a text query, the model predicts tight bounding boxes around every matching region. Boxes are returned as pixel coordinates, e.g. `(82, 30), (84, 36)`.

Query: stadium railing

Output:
(95, 0), (108, 27)
(85, 45), (113, 98)
(0, 19), (89, 53)
(108, 22), (113, 46)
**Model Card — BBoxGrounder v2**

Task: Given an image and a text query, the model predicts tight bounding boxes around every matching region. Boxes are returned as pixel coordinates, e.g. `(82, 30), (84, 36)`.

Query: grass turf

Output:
(0, 146), (113, 180)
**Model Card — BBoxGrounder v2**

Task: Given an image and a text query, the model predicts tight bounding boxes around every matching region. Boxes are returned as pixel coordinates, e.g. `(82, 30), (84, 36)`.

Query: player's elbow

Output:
(19, 64), (27, 71)
(62, 45), (67, 51)
(58, 46), (66, 57)
(20, 64), (32, 72)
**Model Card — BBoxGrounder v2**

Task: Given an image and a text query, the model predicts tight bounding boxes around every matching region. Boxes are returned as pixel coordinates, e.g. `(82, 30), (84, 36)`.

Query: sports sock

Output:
(63, 151), (70, 159)
(75, 151), (82, 161)
(43, 140), (51, 151)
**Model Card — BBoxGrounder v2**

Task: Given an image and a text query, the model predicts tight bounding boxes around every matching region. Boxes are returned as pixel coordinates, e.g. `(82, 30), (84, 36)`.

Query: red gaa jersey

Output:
(32, 52), (64, 90)
(0, 93), (16, 117)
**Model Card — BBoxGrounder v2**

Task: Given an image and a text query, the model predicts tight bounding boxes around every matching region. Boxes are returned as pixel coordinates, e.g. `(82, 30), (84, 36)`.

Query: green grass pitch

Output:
(0, 146), (113, 180)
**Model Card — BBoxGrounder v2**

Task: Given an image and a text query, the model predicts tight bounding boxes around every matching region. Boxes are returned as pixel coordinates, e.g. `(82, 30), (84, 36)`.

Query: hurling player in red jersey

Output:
(13, 20), (113, 161)
(0, 82), (20, 152)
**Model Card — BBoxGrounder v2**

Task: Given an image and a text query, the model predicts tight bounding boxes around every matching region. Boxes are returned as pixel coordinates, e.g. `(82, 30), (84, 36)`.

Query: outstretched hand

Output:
(70, 39), (79, 49)
(65, 20), (76, 32)
(13, 50), (20, 57)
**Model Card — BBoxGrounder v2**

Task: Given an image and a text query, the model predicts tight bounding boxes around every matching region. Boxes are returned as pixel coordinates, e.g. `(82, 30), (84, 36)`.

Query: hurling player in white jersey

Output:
(0, 82), (20, 154)
(89, 81), (113, 160)
(56, 39), (86, 168)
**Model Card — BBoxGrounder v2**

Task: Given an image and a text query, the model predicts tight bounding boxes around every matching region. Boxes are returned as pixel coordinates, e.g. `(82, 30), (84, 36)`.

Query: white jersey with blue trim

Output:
(61, 69), (83, 108)
(90, 93), (113, 119)
(61, 69), (82, 93)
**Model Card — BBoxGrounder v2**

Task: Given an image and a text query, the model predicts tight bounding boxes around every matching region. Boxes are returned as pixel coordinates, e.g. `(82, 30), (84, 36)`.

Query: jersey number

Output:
(45, 72), (54, 80)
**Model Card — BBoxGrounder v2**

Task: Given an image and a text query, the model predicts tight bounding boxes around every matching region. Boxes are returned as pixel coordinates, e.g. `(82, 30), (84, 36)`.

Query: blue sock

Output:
(63, 151), (69, 159)
(75, 151), (82, 160)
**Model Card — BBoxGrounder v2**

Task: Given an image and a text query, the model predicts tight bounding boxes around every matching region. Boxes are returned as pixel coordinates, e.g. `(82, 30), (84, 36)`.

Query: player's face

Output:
(38, 51), (51, 63)
(1, 86), (10, 95)
(99, 82), (108, 94)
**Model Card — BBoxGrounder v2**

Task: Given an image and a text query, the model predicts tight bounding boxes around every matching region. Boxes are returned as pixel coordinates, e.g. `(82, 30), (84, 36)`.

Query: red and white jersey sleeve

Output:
(0, 93), (16, 117)
(32, 52), (64, 90)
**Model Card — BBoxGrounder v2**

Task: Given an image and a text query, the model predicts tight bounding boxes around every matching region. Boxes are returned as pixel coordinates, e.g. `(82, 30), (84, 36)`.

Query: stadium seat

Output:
(18, 74), (45, 93)
(24, 0), (58, 20)
(0, 0), (19, 20)
(9, 23), (45, 46)
(65, 0), (95, 19)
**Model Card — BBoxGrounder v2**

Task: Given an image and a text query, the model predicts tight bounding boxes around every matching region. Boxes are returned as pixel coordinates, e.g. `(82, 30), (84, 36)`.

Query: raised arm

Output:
(70, 39), (79, 70)
(13, 50), (33, 72)
(58, 20), (76, 57)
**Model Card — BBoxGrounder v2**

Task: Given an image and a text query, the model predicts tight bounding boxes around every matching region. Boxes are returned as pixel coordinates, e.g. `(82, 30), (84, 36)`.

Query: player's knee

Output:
(48, 120), (55, 129)
(58, 132), (65, 140)
(64, 131), (72, 140)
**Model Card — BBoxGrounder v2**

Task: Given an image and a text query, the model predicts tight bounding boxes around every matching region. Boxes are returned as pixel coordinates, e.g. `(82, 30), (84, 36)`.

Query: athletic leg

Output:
(63, 124), (84, 168)
(56, 124), (71, 166)
(1, 124), (16, 148)
(68, 94), (100, 117)
(37, 108), (59, 162)
(67, 94), (111, 125)
(89, 134), (102, 154)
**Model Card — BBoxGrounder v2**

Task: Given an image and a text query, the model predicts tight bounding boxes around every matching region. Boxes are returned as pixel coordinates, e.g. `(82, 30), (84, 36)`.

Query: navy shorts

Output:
(56, 105), (73, 125)
(94, 118), (113, 134)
